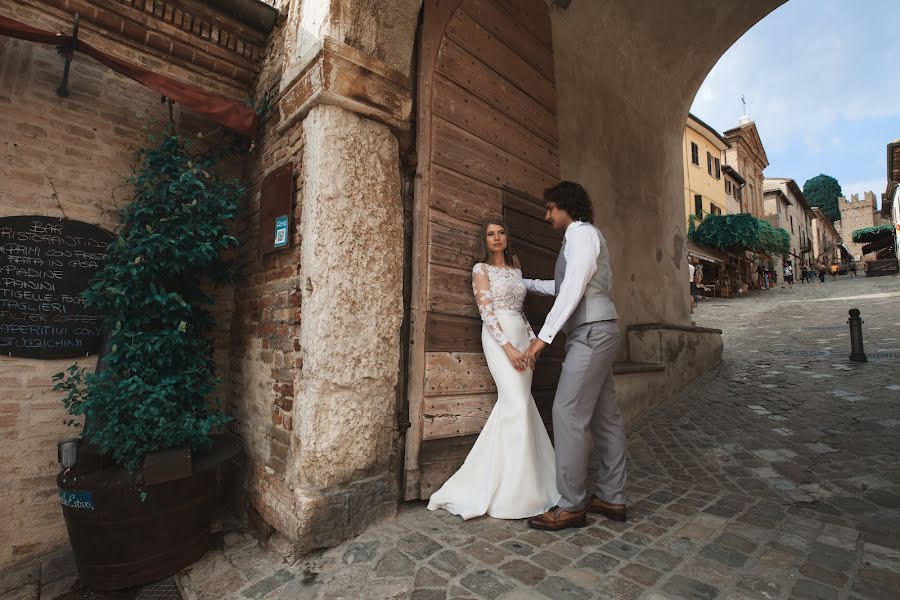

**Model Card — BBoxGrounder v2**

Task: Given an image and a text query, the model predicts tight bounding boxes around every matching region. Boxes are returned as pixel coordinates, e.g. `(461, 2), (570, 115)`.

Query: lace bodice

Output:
(472, 263), (536, 346)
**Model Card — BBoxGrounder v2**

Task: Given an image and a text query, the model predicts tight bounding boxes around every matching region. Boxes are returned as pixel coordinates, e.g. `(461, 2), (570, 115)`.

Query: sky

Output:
(690, 0), (900, 206)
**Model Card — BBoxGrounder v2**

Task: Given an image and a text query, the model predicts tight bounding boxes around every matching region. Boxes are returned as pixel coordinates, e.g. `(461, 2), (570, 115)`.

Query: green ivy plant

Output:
(53, 127), (244, 473)
(851, 224), (894, 243)
(690, 213), (790, 256)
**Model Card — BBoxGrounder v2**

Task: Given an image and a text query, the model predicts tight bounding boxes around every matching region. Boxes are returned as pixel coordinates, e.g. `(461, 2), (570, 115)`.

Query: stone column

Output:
(289, 104), (404, 548)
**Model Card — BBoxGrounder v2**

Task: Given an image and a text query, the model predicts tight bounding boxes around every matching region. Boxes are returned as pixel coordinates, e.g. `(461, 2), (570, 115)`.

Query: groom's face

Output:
(544, 202), (569, 231)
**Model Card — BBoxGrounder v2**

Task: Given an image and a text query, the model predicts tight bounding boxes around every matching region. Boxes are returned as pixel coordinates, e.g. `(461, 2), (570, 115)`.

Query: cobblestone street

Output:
(172, 275), (900, 600)
(7, 275), (900, 600)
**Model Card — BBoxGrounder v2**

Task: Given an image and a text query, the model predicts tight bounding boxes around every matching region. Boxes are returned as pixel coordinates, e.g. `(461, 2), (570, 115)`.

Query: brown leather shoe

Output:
(527, 506), (587, 531)
(587, 495), (627, 522)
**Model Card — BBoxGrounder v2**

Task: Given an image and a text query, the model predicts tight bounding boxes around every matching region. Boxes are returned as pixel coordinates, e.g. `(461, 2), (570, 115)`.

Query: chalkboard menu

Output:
(0, 216), (114, 359)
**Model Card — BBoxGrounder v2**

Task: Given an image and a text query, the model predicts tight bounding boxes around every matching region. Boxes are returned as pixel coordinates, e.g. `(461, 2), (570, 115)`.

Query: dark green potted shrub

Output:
(53, 127), (244, 590)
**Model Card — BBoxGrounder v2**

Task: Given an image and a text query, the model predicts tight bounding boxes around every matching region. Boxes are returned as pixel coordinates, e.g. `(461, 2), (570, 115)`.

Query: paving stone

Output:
(620, 563), (661, 585)
(636, 548), (682, 571)
(597, 575), (645, 600)
(699, 544), (749, 568)
(600, 540), (641, 559)
(791, 578), (841, 600)
(535, 575), (592, 600)
(412, 590), (447, 600)
(375, 548), (415, 577)
(241, 568), (295, 599)
(463, 541), (507, 566)
(499, 558), (546, 586)
(500, 540), (534, 557)
(850, 578), (898, 600)
(662, 575), (720, 600)
(530, 550), (571, 571)
(799, 562), (848, 588)
(401, 533), (442, 560)
(459, 569), (514, 600)
(342, 540), (379, 564)
(429, 550), (469, 577)
(737, 575), (782, 600)
(414, 567), (448, 588)
(856, 567), (900, 590)
(518, 530), (557, 548)
(575, 551), (620, 573)
(713, 532), (757, 554)
(864, 490), (900, 508)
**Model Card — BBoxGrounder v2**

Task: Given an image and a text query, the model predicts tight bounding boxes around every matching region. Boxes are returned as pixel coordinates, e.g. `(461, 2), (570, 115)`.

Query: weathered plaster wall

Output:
(227, 0), (412, 554)
(282, 0), (421, 89)
(550, 0), (783, 329)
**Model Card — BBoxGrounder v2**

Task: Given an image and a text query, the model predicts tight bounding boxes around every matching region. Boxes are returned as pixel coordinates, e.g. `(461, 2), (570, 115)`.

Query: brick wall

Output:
(0, 27), (171, 567)
(0, 0), (250, 568)
(221, 13), (304, 528)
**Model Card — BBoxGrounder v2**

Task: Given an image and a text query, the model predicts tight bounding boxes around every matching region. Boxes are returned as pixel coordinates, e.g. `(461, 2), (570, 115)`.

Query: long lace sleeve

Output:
(472, 264), (510, 347)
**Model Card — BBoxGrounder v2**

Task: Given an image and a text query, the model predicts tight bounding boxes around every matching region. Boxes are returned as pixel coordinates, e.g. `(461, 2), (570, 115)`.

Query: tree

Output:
(803, 174), (842, 222)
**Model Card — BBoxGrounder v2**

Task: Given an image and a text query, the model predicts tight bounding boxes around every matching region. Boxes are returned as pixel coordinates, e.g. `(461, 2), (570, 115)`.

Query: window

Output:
(725, 180), (732, 195)
(707, 152), (712, 175)
(694, 194), (703, 217)
(710, 204), (722, 216)
(690, 142), (699, 165)
(790, 215), (794, 233)
(714, 158), (721, 180)
(735, 186), (742, 200)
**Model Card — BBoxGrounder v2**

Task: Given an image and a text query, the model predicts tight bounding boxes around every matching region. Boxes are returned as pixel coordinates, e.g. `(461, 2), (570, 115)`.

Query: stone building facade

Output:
(835, 191), (884, 262)
(763, 178), (814, 273)
(683, 113), (729, 226)
(811, 207), (842, 266)
(724, 117), (769, 219)
(0, 0), (786, 572)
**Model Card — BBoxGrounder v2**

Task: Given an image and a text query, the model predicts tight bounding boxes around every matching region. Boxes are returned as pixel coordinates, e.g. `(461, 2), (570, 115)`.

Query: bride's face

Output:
(485, 224), (508, 254)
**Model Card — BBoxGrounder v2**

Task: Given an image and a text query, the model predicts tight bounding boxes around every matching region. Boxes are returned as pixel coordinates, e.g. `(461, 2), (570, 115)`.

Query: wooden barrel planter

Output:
(57, 433), (242, 590)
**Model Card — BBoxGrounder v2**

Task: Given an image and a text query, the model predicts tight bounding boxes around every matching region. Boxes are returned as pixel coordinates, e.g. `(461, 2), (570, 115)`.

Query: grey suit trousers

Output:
(553, 320), (626, 511)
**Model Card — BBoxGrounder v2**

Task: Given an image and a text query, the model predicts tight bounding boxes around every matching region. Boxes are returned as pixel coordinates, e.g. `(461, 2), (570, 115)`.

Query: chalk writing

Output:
(0, 216), (113, 359)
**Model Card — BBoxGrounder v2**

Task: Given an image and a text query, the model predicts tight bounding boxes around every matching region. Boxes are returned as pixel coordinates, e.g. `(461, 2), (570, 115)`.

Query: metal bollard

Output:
(848, 308), (867, 362)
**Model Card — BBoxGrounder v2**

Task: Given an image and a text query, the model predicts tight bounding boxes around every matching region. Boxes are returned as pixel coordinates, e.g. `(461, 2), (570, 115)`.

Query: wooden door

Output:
(404, 0), (560, 500)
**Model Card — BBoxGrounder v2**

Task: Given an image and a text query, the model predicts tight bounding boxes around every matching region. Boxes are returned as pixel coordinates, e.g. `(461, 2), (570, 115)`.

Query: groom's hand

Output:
(525, 339), (547, 367)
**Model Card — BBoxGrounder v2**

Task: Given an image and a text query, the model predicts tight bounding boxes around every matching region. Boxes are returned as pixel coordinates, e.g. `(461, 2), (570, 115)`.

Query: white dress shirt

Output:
(522, 221), (602, 344)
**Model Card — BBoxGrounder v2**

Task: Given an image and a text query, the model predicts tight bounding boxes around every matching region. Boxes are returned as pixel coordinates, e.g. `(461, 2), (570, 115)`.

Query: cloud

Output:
(691, 0), (900, 206)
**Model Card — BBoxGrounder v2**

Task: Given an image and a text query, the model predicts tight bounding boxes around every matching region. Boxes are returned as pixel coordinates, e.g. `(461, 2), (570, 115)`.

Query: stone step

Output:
(613, 361), (666, 375)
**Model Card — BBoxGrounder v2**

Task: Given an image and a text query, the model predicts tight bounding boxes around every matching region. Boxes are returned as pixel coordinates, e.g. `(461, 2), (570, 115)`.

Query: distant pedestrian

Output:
(817, 261), (826, 283)
(830, 263), (838, 281)
(756, 264), (766, 289)
(689, 259), (696, 312)
(849, 262), (858, 277)
(782, 263), (794, 288)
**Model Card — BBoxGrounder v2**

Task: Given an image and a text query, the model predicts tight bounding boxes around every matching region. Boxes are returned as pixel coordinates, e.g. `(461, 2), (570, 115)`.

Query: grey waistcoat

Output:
(554, 225), (618, 334)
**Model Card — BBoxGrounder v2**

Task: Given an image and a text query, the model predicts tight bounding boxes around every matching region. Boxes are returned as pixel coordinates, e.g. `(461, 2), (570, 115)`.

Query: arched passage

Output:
(402, 0), (785, 499)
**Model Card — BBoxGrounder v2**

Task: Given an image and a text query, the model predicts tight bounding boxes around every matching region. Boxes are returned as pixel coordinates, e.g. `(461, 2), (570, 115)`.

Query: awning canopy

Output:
(0, 15), (257, 137)
(686, 242), (726, 264)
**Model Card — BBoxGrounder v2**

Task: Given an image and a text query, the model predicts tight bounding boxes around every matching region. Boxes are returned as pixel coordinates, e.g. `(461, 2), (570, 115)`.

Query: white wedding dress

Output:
(427, 263), (560, 520)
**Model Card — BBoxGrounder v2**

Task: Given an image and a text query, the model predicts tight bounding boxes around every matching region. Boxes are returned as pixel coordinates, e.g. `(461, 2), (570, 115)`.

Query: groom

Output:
(522, 181), (627, 531)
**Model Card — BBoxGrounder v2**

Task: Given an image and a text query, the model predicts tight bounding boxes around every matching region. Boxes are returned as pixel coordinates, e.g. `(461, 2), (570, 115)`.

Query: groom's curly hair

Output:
(544, 181), (594, 224)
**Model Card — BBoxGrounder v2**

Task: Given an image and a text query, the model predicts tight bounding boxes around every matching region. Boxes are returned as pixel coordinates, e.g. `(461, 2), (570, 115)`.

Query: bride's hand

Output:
(503, 344), (528, 372)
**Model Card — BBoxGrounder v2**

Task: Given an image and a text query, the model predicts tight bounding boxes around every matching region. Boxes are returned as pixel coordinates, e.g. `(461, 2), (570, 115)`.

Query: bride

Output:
(427, 220), (560, 520)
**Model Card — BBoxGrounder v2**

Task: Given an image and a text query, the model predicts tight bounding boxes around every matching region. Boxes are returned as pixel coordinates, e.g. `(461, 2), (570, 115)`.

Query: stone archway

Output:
(400, 0), (785, 501)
